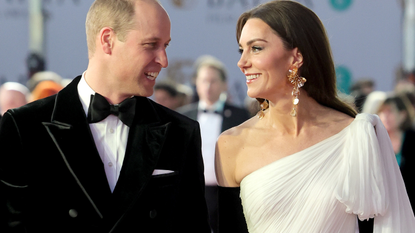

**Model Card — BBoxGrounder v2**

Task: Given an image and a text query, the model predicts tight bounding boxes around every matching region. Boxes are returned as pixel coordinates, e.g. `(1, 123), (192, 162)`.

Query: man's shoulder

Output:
(8, 95), (56, 118)
(0, 95), (57, 132)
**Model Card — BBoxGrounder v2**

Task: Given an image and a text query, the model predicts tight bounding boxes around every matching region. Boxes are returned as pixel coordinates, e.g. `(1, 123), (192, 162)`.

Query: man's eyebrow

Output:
(143, 37), (171, 43)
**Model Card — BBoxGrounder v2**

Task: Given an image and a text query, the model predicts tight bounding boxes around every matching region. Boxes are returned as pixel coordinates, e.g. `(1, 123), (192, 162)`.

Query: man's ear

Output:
(292, 47), (303, 68)
(100, 27), (115, 55)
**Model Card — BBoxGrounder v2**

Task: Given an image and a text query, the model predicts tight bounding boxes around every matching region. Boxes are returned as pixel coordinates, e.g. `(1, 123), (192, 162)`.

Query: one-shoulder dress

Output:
(240, 114), (415, 232)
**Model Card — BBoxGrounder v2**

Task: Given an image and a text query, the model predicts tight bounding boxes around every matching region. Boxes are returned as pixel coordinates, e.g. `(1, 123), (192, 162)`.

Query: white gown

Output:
(240, 114), (415, 233)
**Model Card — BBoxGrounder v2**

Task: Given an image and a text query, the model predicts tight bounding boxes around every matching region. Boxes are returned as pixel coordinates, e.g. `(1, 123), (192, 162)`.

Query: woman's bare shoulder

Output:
(314, 108), (355, 135)
(327, 109), (355, 129)
(215, 117), (257, 187)
(218, 117), (256, 146)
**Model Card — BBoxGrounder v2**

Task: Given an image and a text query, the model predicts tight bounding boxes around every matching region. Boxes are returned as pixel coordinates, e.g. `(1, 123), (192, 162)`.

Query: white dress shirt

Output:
(77, 72), (129, 192)
(197, 100), (224, 186)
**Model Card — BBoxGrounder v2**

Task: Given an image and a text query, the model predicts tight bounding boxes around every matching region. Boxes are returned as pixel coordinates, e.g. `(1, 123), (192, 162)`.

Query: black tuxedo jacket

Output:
(0, 76), (210, 232)
(177, 102), (250, 133)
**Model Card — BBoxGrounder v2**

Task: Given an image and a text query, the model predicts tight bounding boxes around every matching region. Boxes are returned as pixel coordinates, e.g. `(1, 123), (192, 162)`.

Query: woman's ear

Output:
(292, 48), (303, 68)
(100, 27), (114, 55)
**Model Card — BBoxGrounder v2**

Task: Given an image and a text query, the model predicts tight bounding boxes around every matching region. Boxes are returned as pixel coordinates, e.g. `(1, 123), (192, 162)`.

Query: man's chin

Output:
(134, 89), (153, 97)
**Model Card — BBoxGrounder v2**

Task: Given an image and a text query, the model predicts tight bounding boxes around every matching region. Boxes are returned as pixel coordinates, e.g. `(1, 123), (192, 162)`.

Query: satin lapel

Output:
(111, 98), (170, 216)
(42, 76), (111, 218)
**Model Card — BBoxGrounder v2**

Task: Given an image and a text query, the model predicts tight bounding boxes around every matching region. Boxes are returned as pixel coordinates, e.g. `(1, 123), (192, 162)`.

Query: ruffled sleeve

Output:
(336, 113), (415, 232)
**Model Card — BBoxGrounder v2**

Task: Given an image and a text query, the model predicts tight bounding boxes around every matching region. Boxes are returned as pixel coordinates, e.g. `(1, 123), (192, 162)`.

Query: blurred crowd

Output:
(344, 70), (415, 214)
(0, 71), (69, 117)
(3, 58), (415, 173)
(1, 54), (415, 232)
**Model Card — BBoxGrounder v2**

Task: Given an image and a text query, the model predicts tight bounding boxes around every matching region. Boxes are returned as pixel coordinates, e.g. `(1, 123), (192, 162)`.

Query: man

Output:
(178, 55), (250, 233)
(0, 1), (210, 232)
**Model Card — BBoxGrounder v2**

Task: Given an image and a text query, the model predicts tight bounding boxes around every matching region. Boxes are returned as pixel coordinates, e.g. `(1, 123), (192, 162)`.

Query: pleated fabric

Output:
(240, 114), (415, 233)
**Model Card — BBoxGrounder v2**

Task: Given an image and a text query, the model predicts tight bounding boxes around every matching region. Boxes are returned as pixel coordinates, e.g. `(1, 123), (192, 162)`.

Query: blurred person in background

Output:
(395, 77), (415, 114)
(154, 81), (192, 110)
(153, 81), (181, 110)
(175, 83), (193, 109)
(27, 71), (65, 102)
(27, 71), (64, 92)
(0, 82), (29, 116)
(349, 78), (375, 113)
(178, 55), (250, 233)
(30, 80), (63, 102)
(377, 94), (415, 213)
(361, 91), (388, 115)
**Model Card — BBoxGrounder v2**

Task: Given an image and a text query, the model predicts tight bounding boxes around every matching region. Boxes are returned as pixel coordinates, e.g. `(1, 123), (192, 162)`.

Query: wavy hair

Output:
(236, 0), (357, 117)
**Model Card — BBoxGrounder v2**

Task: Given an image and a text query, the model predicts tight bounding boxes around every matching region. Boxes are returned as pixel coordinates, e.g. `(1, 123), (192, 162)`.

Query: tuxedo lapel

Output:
(111, 97), (170, 217)
(42, 76), (111, 219)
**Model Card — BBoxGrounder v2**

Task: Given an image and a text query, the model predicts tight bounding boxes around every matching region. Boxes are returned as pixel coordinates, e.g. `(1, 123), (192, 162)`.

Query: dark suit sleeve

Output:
(358, 218), (373, 233)
(218, 186), (248, 233)
(178, 121), (211, 232)
(0, 111), (28, 233)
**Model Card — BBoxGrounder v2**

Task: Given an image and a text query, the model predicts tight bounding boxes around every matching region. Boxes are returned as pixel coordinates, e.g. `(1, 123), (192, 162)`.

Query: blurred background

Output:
(0, 0), (411, 107)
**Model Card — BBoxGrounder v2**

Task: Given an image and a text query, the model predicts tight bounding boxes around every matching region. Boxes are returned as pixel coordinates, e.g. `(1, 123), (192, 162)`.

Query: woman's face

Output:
(378, 103), (405, 132)
(237, 18), (296, 101)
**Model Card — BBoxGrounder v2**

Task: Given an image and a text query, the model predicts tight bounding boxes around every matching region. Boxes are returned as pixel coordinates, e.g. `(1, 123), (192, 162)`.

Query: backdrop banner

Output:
(0, 0), (402, 106)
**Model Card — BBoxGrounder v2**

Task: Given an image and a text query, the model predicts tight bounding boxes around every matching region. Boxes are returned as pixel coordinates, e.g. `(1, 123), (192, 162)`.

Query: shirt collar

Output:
(198, 99), (225, 113)
(77, 71), (95, 116)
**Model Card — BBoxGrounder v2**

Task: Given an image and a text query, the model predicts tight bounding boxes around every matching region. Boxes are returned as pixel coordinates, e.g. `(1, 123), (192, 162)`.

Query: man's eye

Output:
(144, 42), (157, 48)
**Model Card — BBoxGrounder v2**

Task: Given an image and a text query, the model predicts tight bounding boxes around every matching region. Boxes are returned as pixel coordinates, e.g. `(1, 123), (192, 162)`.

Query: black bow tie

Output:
(201, 109), (221, 114)
(87, 93), (136, 127)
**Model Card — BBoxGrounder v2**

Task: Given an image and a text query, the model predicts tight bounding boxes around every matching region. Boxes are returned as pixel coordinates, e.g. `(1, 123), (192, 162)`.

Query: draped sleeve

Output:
(336, 113), (415, 232)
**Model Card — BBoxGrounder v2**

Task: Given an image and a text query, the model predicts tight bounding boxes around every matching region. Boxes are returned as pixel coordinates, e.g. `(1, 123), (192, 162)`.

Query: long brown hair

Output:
(236, 0), (357, 117)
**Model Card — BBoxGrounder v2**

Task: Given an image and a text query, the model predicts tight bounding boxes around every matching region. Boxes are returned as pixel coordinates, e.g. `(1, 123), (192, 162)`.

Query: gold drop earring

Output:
(287, 66), (306, 117)
(256, 99), (269, 119)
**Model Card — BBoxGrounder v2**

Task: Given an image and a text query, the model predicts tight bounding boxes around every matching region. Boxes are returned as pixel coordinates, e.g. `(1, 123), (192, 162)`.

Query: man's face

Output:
(110, 1), (171, 98)
(196, 66), (226, 106)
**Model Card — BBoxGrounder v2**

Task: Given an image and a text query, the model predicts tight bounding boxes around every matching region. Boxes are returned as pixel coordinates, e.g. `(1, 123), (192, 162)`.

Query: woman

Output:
(215, 1), (415, 232)
(377, 93), (415, 212)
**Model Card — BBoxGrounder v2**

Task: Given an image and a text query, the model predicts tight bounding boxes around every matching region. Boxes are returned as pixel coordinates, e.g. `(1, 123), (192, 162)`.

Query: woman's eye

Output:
(252, 46), (262, 52)
(238, 48), (243, 54)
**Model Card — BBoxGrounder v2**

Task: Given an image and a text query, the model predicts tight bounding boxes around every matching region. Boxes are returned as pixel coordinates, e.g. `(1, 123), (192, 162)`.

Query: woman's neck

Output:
(262, 93), (323, 137)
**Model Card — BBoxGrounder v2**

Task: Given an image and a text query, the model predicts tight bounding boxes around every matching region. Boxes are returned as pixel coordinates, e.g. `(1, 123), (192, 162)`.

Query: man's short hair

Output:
(193, 55), (227, 82)
(85, 0), (136, 57)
